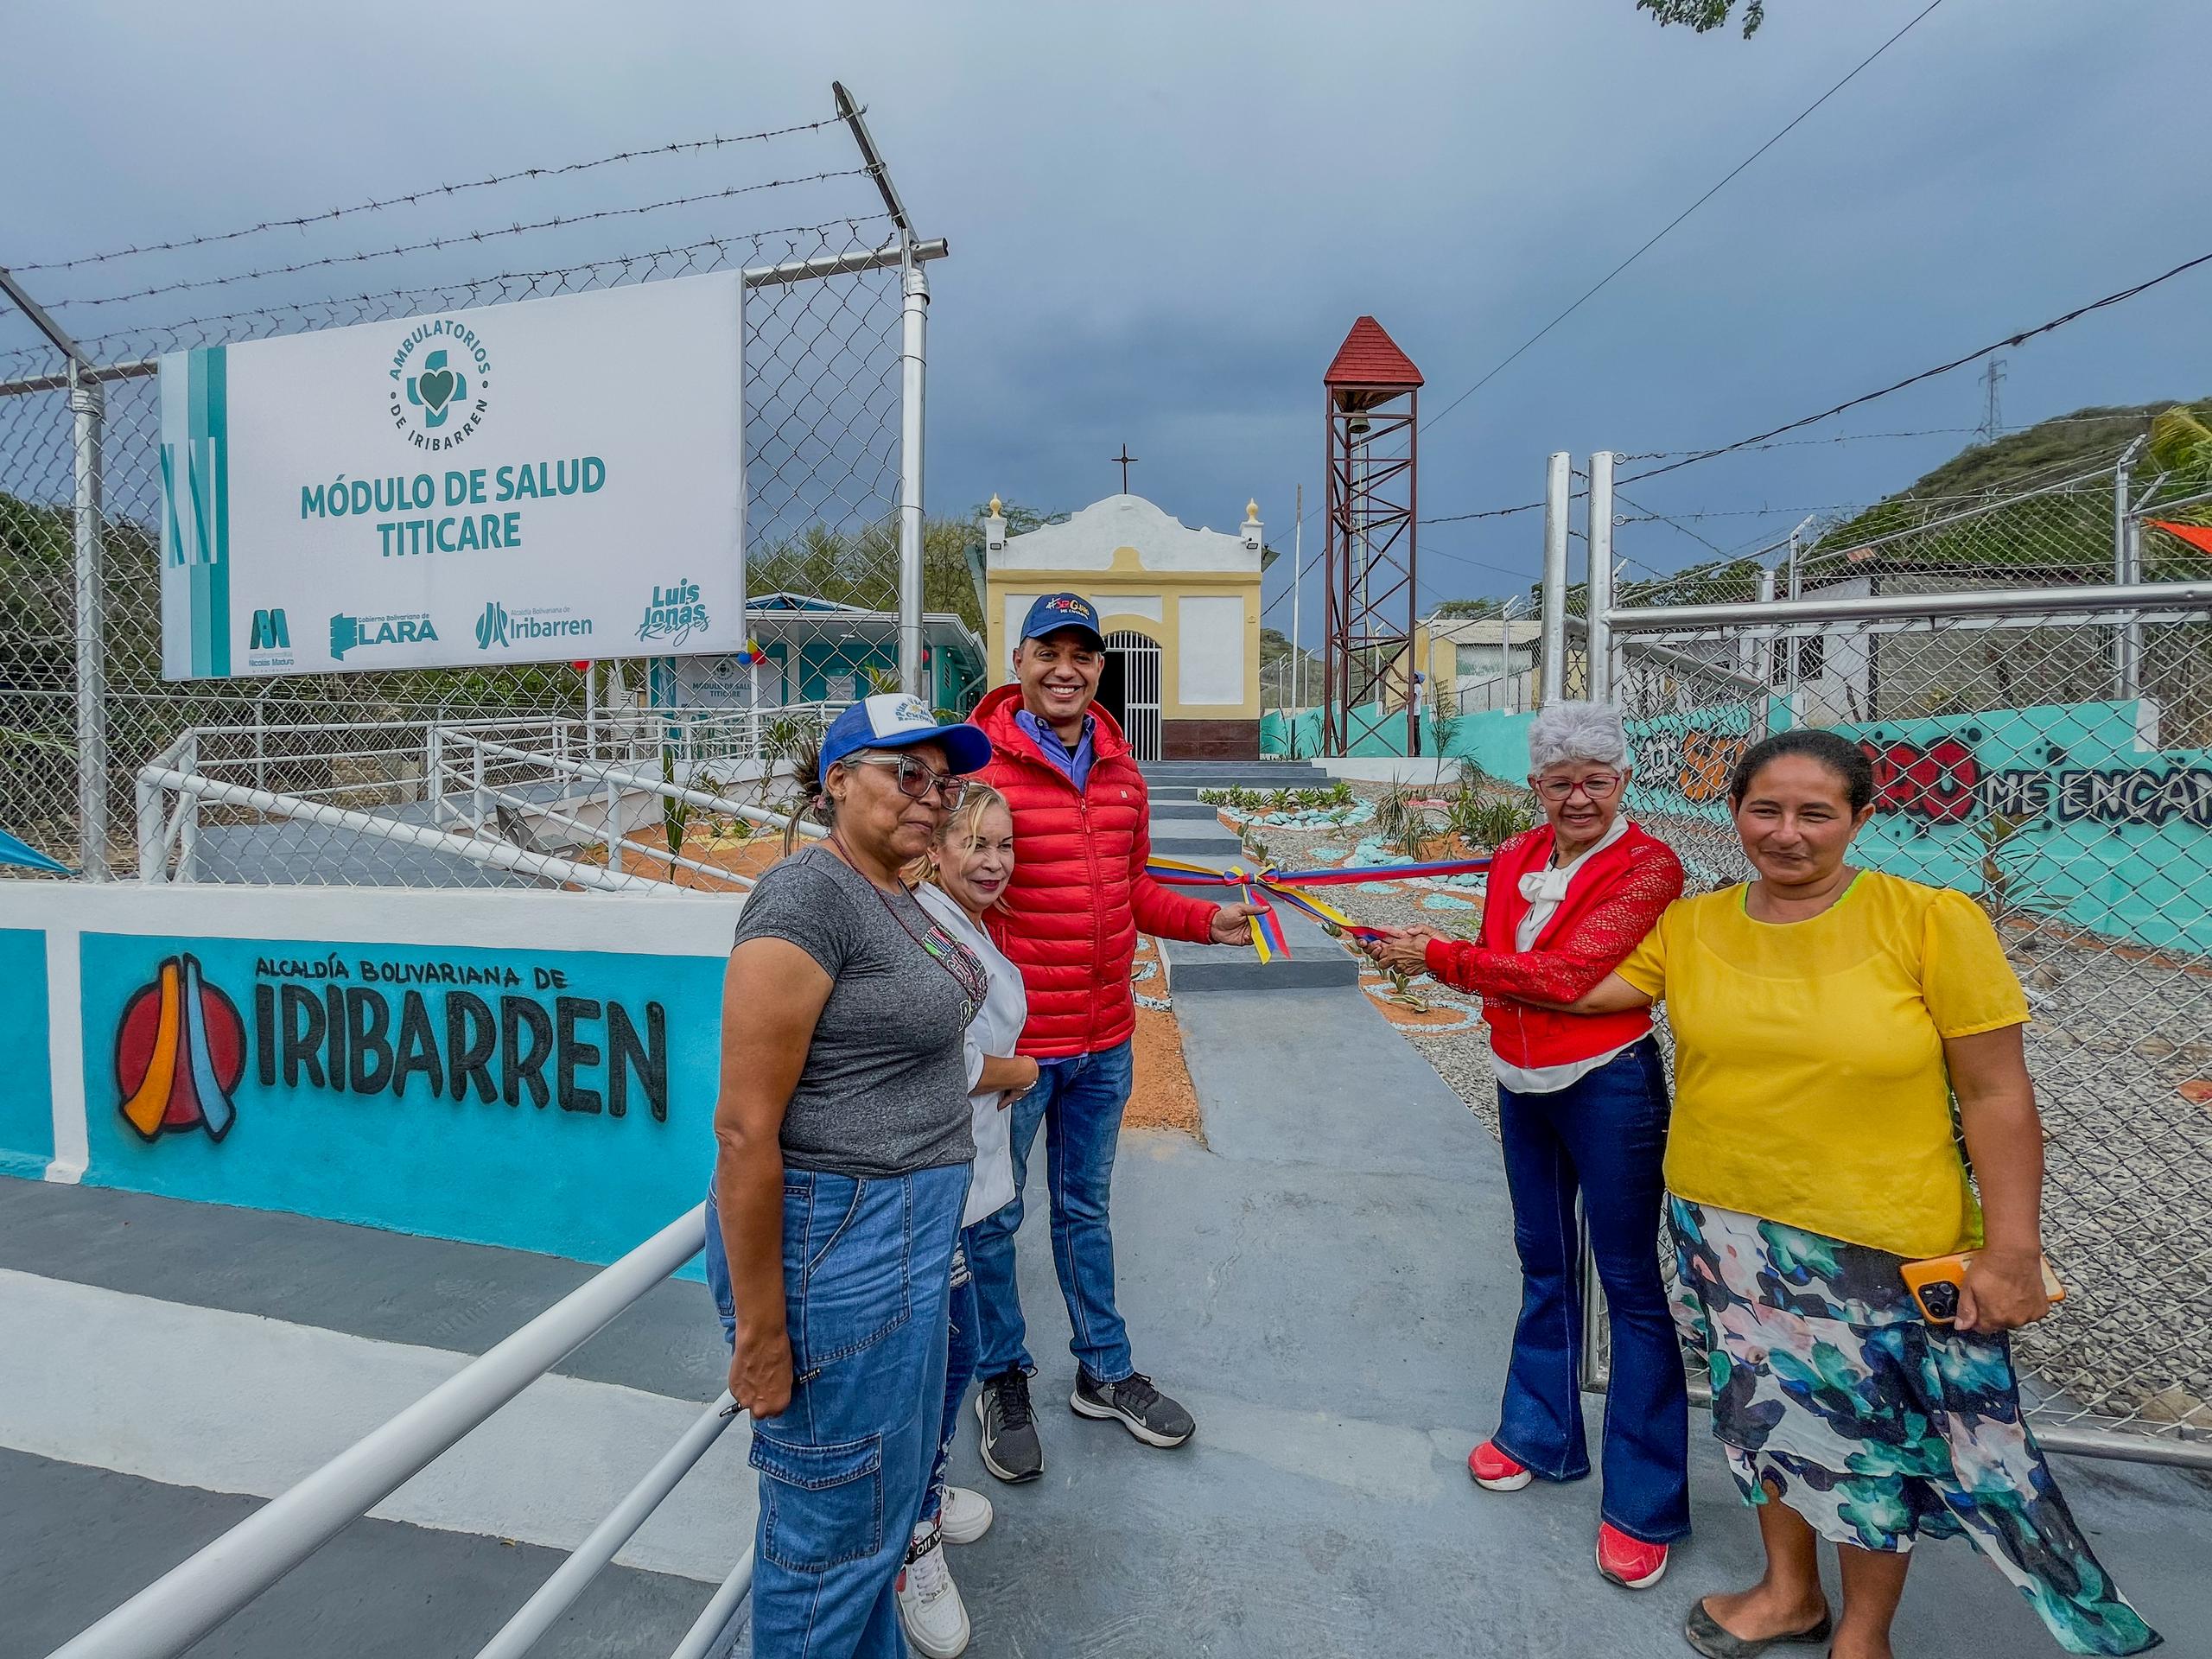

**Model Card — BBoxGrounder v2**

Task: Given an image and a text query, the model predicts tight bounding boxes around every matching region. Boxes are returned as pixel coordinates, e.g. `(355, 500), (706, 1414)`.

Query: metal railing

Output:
(133, 712), (828, 891)
(48, 1206), (753, 1659)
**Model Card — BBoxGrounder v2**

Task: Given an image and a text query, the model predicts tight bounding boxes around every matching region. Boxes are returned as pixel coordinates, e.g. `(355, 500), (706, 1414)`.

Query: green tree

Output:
(1637, 0), (1766, 35)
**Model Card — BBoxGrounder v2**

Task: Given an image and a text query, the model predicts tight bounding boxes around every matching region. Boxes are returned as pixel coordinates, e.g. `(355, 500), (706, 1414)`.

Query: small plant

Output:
(1373, 782), (1422, 848)
(1456, 791), (1538, 849)
(659, 747), (693, 881)
(1382, 965), (1432, 1013)
(1975, 811), (2036, 920)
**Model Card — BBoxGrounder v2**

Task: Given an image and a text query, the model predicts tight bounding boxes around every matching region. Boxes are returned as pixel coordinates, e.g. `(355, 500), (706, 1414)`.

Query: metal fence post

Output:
(896, 253), (929, 697)
(70, 365), (109, 879)
(2114, 439), (2145, 700)
(1539, 453), (1571, 705)
(1585, 452), (1614, 703)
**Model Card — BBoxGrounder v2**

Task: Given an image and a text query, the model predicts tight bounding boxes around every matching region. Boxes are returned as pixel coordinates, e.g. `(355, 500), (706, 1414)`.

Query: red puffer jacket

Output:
(969, 685), (1219, 1058)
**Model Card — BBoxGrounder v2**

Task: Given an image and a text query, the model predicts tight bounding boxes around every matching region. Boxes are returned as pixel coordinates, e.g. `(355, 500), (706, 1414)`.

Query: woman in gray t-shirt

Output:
(710, 694), (994, 1659)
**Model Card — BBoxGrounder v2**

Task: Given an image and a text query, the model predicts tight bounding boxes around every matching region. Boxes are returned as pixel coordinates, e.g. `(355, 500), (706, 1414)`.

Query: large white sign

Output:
(158, 271), (745, 678)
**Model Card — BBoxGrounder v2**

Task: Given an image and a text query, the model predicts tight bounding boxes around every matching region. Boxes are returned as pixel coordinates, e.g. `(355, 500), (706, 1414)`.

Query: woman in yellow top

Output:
(1565, 730), (2158, 1659)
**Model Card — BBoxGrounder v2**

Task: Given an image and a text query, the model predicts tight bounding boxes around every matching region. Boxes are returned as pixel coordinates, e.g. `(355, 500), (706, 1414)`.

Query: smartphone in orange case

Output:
(1900, 1252), (2066, 1325)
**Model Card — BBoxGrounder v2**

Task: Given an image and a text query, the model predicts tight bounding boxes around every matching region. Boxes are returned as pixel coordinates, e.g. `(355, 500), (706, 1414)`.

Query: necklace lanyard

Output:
(825, 836), (990, 1016)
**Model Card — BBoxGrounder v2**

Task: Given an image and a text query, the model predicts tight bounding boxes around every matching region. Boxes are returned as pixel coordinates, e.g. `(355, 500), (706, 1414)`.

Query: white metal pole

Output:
(896, 253), (929, 697)
(1291, 483), (1303, 712)
(70, 364), (108, 879)
(2114, 440), (2145, 700)
(1538, 453), (1571, 704)
(1585, 452), (1614, 703)
(47, 1206), (711, 1659)
(1755, 566), (1778, 687)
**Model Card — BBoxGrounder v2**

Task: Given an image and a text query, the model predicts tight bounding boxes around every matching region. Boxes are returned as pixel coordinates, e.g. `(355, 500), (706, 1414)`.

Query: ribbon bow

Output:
(1147, 854), (1491, 963)
(1518, 867), (1576, 906)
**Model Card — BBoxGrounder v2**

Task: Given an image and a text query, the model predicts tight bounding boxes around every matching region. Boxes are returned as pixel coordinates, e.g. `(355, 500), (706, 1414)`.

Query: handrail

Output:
(133, 762), (671, 893)
(437, 729), (826, 840)
(473, 1395), (747, 1659)
(1605, 578), (2212, 635)
(49, 1206), (715, 1659)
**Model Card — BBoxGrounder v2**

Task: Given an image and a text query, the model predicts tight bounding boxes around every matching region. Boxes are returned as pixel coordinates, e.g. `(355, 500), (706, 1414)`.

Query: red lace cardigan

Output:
(1423, 823), (1681, 1068)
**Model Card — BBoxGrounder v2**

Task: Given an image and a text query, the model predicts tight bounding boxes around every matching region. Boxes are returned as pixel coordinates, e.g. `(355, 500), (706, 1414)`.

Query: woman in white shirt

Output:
(898, 784), (1033, 1659)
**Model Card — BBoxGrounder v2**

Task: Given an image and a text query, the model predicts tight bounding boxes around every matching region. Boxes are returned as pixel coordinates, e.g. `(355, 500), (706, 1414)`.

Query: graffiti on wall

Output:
(1629, 709), (1758, 808)
(1858, 729), (2212, 828)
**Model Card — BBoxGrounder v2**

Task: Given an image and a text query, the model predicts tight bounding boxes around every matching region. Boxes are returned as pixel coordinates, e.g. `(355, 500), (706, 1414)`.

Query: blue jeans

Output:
(920, 1233), (982, 1524)
(966, 1040), (1135, 1383)
(722, 1163), (966, 1659)
(1495, 1038), (1690, 1545)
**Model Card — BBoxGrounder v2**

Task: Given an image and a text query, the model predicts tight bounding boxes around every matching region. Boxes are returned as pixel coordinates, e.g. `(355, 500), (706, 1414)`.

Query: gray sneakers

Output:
(1071, 1369), (1196, 1448)
(976, 1369), (1044, 1484)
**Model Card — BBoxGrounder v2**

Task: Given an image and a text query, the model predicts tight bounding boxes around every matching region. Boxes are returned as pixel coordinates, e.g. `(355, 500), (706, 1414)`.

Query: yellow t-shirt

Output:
(1619, 869), (2029, 1259)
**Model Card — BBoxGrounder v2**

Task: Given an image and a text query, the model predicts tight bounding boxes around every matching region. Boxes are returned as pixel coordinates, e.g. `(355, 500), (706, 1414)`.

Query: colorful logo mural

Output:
(115, 954), (245, 1143)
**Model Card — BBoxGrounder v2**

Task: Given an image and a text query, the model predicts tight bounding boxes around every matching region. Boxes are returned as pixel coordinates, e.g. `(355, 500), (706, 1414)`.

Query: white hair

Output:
(1527, 701), (1628, 772)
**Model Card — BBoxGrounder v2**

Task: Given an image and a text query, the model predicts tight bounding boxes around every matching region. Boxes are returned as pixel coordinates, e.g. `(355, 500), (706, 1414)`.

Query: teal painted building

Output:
(663, 593), (988, 715)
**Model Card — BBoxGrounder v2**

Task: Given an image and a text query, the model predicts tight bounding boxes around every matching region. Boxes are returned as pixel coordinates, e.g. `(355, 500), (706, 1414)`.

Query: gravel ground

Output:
(1217, 784), (2212, 1444)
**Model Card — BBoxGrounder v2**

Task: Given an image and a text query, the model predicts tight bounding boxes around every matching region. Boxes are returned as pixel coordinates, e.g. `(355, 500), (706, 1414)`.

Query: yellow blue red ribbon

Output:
(1147, 855), (1491, 963)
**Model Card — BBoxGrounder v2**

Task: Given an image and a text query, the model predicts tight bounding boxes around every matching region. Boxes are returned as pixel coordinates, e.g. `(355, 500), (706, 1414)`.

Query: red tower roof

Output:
(1324, 316), (1423, 389)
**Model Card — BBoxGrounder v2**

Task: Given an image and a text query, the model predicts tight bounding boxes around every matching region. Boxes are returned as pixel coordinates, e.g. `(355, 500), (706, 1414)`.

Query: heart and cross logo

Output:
(405, 349), (467, 429)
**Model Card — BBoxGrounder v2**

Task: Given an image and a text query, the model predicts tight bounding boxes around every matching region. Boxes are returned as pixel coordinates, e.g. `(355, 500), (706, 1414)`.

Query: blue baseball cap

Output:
(817, 693), (993, 785)
(1019, 592), (1103, 649)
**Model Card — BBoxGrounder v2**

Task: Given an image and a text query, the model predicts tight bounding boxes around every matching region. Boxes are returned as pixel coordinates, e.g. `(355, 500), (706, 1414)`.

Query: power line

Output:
(1423, 0), (1947, 434)
(49, 169), (873, 311)
(15, 116), (849, 274)
(1616, 245), (2212, 486)
(1416, 243), (2212, 527)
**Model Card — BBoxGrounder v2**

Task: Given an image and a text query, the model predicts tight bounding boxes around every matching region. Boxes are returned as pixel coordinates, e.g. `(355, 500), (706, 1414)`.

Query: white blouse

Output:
(916, 883), (1026, 1227)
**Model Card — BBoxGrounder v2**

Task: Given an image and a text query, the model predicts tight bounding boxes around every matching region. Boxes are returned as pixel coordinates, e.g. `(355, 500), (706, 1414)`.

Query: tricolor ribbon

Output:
(1147, 854), (1492, 963)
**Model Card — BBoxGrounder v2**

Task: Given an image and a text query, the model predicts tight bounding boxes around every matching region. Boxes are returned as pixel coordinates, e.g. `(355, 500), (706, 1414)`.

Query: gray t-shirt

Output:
(731, 845), (976, 1178)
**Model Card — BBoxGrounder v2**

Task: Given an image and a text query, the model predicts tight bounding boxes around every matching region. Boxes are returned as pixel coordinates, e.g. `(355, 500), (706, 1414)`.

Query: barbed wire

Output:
(0, 218), (895, 374)
(13, 116), (850, 274)
(47, 170), (874, 312)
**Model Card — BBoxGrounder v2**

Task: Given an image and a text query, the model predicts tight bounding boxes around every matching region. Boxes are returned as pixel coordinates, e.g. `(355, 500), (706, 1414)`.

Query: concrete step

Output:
(1141, 767), (1330, 789)
(1149, 822), (1244, 857)
(1153, 800), (1226, 822)
(1162, 905), (1362, 992)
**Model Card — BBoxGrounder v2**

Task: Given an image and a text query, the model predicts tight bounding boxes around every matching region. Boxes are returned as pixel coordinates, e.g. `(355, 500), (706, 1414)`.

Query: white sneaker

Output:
(938, 1484), (995, 1545)
(896, 1522), (971, 1659)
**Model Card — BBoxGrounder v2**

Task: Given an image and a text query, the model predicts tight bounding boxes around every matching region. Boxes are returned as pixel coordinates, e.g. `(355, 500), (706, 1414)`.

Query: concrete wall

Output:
(2, 884), (738, 1265)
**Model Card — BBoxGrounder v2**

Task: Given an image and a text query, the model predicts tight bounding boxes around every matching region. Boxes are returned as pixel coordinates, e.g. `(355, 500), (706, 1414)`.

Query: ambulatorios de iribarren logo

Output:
(389, 318), (492, 451)
(475, 600), (594, 652)
(636, 580), (709, 647)
(115, 954), (246, 1143)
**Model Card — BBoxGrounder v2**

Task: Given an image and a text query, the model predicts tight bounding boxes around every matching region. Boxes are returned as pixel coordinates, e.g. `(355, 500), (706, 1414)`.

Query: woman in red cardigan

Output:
(1368, 701), (1688, 1592)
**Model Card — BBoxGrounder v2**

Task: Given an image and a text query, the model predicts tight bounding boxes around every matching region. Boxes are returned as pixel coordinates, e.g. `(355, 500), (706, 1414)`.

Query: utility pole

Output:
(1291, 483), (1303, 711)
(1976, 357), (2007, 447)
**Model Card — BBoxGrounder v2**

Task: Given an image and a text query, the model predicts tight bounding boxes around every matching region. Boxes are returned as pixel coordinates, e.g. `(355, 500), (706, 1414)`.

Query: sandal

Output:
(1682, 1598), (1834, 1658)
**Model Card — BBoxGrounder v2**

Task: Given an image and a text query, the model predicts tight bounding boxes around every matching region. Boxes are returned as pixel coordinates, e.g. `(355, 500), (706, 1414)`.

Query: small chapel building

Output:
(982, 493), (1266, 760)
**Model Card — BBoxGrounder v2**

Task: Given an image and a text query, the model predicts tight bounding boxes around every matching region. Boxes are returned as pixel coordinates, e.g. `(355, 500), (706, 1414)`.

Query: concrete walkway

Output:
(931, 982), (2211, 1657)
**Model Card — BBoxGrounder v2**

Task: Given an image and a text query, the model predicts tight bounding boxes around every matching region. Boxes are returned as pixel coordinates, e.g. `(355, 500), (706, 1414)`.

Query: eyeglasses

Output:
(1534, 772), (1623, 802)
(847, 753), (967, 807)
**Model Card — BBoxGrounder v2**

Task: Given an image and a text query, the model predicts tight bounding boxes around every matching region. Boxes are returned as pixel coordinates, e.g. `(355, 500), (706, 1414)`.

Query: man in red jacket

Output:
(964, 592), (1259, 1482)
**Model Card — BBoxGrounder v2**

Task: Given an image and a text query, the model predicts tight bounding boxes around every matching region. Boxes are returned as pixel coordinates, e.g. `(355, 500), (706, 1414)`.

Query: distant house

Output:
(664, 592), (987, 715)
(1416, 613), (1542, 715)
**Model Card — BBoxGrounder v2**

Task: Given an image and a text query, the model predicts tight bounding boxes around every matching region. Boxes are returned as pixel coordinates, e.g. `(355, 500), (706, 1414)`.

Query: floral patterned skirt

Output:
(1669, 1196), (2160, 1656)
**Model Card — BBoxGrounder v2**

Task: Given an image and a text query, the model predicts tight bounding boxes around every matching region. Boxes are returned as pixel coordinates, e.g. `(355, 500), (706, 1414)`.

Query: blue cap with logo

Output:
(1019, 592), (1104, 650)
(817, 693), (993, 785)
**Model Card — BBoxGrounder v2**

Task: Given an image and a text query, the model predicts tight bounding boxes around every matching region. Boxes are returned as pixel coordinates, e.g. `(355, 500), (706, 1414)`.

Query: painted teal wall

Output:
(1628, 696), (2212, 957)
(0, 928), (53, 1179)
(762, 639), (974, 712)
(76, 931), (723, 1267)
(1263, 706), (1535, 777)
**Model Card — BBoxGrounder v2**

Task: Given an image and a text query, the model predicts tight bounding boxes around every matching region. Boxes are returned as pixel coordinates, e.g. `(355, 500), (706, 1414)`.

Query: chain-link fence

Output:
(3, 102), (960, 887)
(1580, 454), (2212, 1464)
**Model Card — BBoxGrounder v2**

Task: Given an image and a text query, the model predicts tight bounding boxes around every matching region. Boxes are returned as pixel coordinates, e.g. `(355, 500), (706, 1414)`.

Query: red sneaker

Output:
(1595, 1522), (1669, 1590)
(1465, 1440), (1532, 1491)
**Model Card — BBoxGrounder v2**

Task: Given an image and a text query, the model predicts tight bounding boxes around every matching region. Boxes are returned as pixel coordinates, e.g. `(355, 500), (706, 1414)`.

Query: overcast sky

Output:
(9, 0), (2209, 645)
